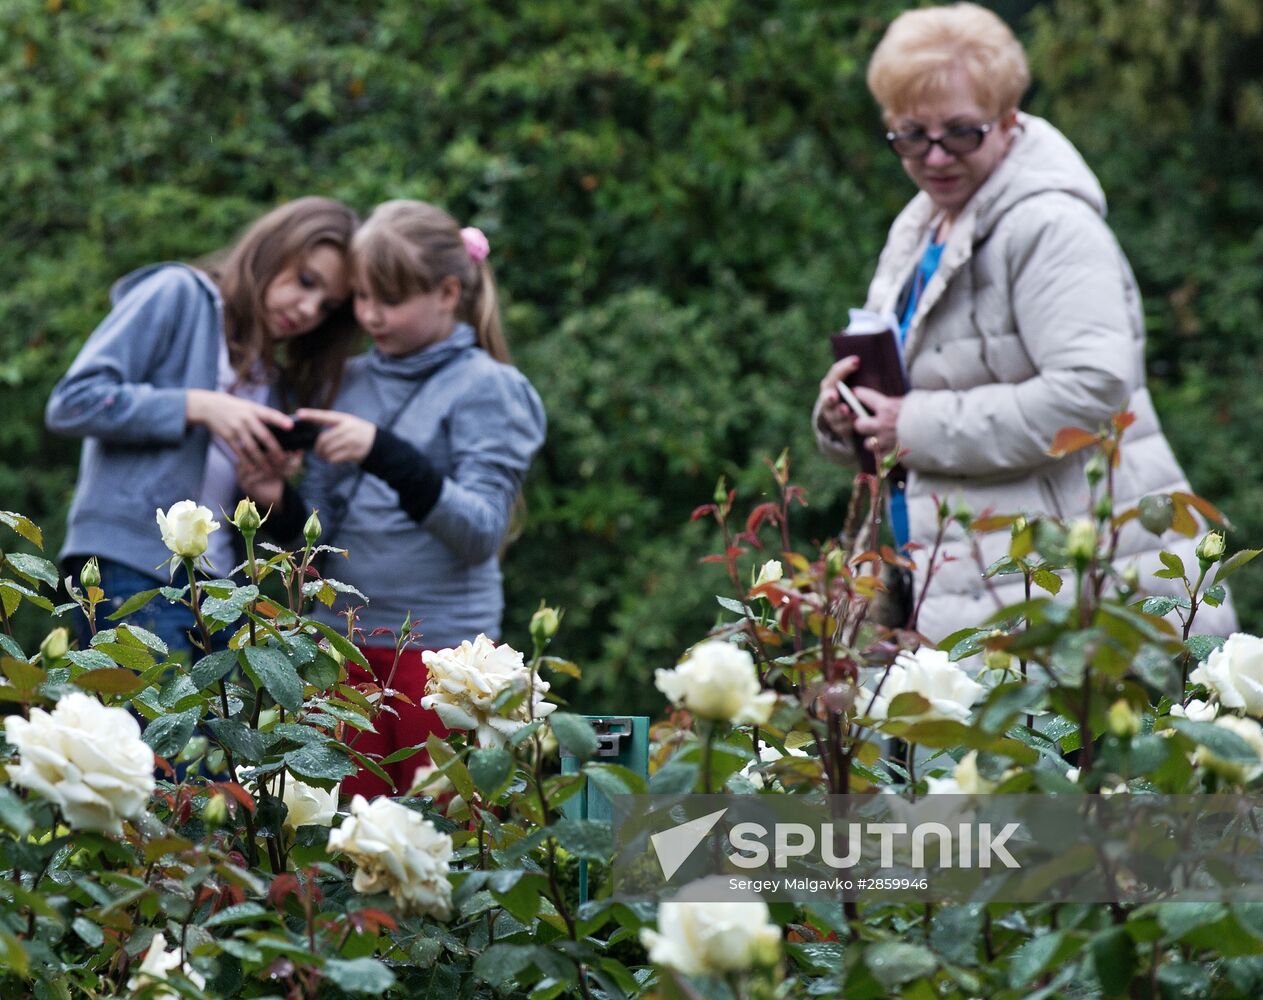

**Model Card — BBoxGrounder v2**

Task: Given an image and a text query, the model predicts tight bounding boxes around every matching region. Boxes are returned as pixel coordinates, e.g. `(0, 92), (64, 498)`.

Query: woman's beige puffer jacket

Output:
(815, 113), (1237, 642)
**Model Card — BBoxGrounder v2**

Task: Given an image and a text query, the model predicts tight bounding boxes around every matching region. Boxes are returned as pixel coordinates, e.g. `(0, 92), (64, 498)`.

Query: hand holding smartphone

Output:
(270, 418), (323, 451)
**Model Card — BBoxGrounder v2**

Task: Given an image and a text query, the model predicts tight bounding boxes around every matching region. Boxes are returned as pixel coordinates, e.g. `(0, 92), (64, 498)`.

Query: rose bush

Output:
(653, 639), (777, 724)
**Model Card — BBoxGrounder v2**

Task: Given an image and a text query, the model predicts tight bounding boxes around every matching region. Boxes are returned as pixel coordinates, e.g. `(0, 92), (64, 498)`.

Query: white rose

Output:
(654, 640), (777, 725)
(1189, 633), (1263, 716)
(156, 500), (220, 559)
(925, 750), (997, 795)
(1062, 768), (1128, 794)
(126, 932), (206, 999)
(1170, 699), (1217, 723)
(420, 635), (555, 748)
(327, 795), (453, 918)
(4, 692), (155, 835)
(740, 741), (809, 790)
(640, 877), (781, 975)
(409, 761), (455, 798)
(754, 560), (783, 587)
(282, 778), (338, 830)
(1194, 714), (1263, 783)
(871, 648), (985, 724)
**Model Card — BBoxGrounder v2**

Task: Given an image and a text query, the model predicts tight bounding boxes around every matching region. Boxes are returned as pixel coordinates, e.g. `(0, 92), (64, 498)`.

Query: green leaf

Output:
(5, 552), (58, 589)
(1185, 634), (1226, 664)
(1091, 927), (1136, 997)
(65, 649), (115, 672)
(204, 718), (276, 764)
(1214, 548), (1262, 585)
(142, 708), (200, 759)
(305, 621), (369, 669)
(71, 916), (104, 948)
(191, 649), (239, 690)
(1157, 902), (1228, 940)
(887, 691), (932, 718)
(584, 762), (647, 797)
(323, 958), (396, 993)
(468, 748), (514, 796)
(242, 645), (304, 711)
(864, 941), (937, 989)
(1032, 567), (1063, 596)
(1155, 550), (1186, 580)
(202, 585), (260, 625)
(648, 761), (698, 794)
(550, 712), (599, 761)
(930, 904), (983, 967)
(106, 588), (162, 620)
(0, 511), (43, 548)
(551, 818), (613, 859)
(1140, 596), (1179, 617)
(92, 642), (155, 671)
(475, 944), (539, 986)
(285, 742), (355, 784)
(74, 668), (146, 696)
(1131, 644), (1181, 701)
(0, 787), (33, 836)
(1008, 930), (1078, 989)
(1169, 720), (1259, 763)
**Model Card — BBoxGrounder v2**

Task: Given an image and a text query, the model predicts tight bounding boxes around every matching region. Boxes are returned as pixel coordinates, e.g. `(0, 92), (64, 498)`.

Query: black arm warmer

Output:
(361, 426), (445, 524)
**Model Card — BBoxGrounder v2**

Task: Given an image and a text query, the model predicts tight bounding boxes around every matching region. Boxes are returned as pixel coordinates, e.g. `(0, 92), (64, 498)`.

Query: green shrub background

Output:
(3, 0), (1260, 713)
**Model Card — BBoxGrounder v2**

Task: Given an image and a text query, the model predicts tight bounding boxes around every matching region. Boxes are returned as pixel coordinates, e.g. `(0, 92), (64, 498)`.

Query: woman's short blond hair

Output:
(867, 3), (1029, 121)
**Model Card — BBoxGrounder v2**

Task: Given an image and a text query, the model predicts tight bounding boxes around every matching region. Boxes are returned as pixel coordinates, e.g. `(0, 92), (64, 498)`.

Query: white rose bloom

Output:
(925, 751), (997, 795)
(869, 648), (985, 724)
(420, 635), (554, 748)
(4, 692), (154, 835)
(640, 877), (781, 975)
(155, 500), (220, 559)
(1189, 634), (1263, 716)
(754, 560), (784, 587)
(740, 741), (809, 790)
(409, 762), (455, 798)
(654, 640), (777, 725)
(327, 795), (453, 918)
(1170, 699), (1218, 723)
(126, 932), (206, 999)
(282, 778), (338, 830)
(1194, 714), (1263, 783)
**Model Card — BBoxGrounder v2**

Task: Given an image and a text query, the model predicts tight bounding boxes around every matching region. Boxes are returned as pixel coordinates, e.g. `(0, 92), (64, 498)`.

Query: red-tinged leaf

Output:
(1172, 491), (1230, 528)
(1112, 411), (1137, 433)
(348, 908), (398, 935)
(218, 782), (258, 815)
(879, 545), (916, 570)
(1170, 501), (1199, 538)
(851, 550), (882, 567)
(1047, 427), (1099, 457)
(690, 503), (717, 522)
(786, 486), (808, 507)
(700, 554), (727, 564)
(784, 552), (811, 572)
(154, 756), (175, 780)
(254, 599), (282, 619)
(268, 873), (301, 908)
(744, 502), (781, 538)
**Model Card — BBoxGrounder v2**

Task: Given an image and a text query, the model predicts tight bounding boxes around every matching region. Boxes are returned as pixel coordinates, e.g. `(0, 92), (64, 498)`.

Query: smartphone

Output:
(270, 418), (323, 451)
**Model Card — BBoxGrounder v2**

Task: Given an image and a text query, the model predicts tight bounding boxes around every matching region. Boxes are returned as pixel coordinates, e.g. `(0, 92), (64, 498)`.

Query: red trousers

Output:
(341, 646), (447, 800)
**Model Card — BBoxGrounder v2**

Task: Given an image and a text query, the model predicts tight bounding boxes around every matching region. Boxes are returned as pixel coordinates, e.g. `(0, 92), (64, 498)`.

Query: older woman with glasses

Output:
(812, 2), (1236, 639)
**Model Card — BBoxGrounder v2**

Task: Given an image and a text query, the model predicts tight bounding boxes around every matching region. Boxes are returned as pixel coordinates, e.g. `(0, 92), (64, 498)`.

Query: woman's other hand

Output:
(187, 389), (291, 466)
(852, 387), (904, 457)
(294, 408), (378, 465)
(236, 451), (297, 509)
(815, 356), (862, 442)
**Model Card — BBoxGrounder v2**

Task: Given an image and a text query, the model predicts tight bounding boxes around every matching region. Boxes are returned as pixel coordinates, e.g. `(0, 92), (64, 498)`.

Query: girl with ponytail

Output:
(240, 199), (546, 796)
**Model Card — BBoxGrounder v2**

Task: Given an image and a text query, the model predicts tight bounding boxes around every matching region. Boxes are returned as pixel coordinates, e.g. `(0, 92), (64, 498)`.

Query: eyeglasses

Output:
(885, 122), (994, 159)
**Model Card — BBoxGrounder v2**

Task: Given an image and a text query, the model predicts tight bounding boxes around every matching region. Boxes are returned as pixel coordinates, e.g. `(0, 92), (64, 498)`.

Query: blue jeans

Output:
(68, 558), (199, 661)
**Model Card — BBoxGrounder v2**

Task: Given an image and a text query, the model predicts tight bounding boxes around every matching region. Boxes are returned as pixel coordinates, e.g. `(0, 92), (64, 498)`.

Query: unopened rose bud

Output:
(937, 497), (951, 522)
(81, 557), (101, 589)
(39, 627), (69, 662)
(713, 476), (728, 506)
(1196, 531), (1226, 566)
(530, 603), (561, 645)
(303, 510), (322, 546)
(1095, 495), (1113, 523)
(1085, 454), (1106, 487)
(825, 548), (845, 578)
(1138, 494), (1175, 535)
(953, 501), (972, 528)
(233, 498), (262, 537)
(1066, 519), (1097, 565)
(754, 560), (783, 587)
(202, 794), (229, 826)
(984, 647), (1014, 672)
(1107, 699), (1142, 740)
(1011, 515), (1028, 538)
(1121, 565), (1140, 592)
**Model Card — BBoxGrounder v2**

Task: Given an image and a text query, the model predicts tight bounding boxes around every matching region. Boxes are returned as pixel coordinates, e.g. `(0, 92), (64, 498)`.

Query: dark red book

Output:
(830, 310), (909, 477)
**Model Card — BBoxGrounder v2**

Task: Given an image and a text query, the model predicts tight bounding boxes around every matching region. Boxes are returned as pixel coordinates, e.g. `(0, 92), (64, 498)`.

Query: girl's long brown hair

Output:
(207, 196), (360, 407)
(351, 200), (509, 362)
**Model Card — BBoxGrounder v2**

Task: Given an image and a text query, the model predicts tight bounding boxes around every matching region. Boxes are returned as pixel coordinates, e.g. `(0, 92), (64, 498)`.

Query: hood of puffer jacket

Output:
(969, 113), (1108, 243)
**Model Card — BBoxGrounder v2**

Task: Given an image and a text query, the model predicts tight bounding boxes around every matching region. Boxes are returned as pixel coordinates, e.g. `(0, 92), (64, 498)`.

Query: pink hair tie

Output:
(461, 226), (490, 263)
